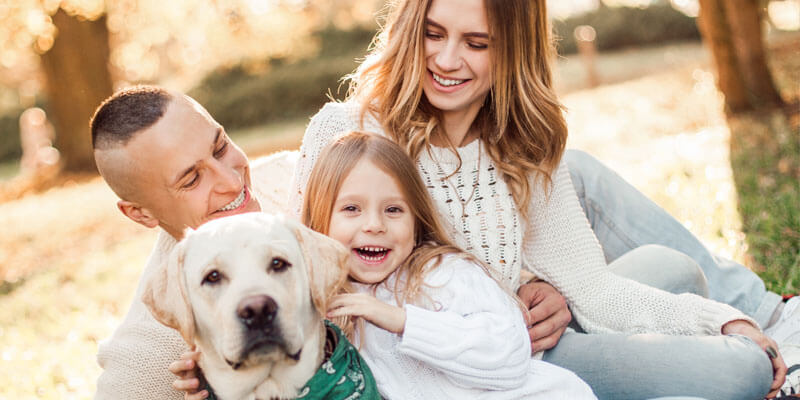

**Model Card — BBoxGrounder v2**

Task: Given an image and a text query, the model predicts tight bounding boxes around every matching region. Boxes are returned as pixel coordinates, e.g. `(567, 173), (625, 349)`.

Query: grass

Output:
(0, 35), (797, 398)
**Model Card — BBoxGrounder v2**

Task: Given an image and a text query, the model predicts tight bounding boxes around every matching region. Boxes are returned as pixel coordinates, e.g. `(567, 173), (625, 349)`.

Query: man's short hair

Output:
(91, 86), (172, 150)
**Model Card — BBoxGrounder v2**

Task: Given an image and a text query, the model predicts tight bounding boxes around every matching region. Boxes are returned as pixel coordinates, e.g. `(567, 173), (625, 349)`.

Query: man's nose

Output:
(209, 159), (241, 193)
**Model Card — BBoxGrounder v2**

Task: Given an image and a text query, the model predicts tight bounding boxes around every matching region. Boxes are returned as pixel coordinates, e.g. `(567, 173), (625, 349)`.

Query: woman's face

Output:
(422, 0), (492, 120)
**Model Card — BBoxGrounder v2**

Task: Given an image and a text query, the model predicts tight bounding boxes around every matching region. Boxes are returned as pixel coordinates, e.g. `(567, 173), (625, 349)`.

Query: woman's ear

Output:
(118, 200), (160, 228)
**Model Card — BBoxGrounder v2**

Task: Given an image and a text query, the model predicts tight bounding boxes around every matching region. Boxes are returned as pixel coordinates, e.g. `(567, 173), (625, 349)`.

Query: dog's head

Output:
(142, 212), (348, 370)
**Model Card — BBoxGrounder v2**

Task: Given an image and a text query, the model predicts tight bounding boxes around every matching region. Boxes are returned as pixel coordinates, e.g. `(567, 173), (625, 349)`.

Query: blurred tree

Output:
(697, 0), (785, 113)
(40, 8), (113, 172)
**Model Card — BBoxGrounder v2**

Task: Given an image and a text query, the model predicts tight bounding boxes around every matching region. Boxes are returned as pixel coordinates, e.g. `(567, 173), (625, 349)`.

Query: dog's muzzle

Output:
(238, 294), (278, 329)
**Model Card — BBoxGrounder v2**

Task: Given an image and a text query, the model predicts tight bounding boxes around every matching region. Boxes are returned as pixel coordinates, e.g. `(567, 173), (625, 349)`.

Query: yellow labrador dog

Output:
(142, 213), (350, 399)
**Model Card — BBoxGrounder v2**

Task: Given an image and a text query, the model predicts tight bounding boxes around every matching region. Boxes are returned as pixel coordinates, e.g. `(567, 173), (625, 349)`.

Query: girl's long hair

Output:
(302, 131), (517, 338)
(347, 0), (566, 217)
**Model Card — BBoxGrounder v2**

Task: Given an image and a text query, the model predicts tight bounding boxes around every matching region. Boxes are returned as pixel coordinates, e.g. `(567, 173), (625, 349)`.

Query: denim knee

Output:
(609, 245), (710, 297)
(719, 334), (774, 399)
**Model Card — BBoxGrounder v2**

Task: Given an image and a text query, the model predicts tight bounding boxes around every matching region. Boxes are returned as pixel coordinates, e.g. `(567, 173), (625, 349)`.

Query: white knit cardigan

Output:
(289, 101), (755, 337)
(356, 255), (597, 399)
(93, 152), (297, 400)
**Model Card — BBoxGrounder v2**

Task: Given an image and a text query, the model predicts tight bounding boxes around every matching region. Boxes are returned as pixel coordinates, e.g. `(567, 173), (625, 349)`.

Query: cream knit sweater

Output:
(94, 152), (297, 400)
(289, 101), (756, 337)
(357, 255), (597, 399)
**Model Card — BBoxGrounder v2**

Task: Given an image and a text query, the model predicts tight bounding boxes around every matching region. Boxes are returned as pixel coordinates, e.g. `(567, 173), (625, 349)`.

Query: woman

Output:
(287, 0), (783, 398)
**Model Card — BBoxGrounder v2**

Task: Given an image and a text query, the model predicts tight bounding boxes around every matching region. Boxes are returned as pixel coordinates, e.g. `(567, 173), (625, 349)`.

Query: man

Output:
(92, 86), (294, 399)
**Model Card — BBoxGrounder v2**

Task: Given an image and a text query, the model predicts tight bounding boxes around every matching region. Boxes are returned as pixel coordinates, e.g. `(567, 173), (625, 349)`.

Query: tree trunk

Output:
(40, 8), (113, 173)
(724, 0), (785, 108)
(697, 0), (752, 113)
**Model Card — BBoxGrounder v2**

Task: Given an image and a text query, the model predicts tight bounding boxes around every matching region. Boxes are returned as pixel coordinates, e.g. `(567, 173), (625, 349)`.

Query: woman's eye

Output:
(270, 257), (291, 272)
(425, 30), (443, 40)
(203, 270), (222, 285)
(468, 42), (488, 50)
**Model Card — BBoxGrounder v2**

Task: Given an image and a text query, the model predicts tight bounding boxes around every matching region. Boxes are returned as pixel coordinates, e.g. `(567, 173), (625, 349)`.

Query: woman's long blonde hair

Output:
(348, 0), (566, 216)
(302, 132), (514, 336)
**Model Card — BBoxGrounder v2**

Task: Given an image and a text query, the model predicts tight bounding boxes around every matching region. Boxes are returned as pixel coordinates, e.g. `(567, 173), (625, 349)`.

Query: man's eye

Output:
(270, 257), (291, 272)
(203, 270), (222, 285)
(213, 142), (228, 158)
(182, 173), (199, 188)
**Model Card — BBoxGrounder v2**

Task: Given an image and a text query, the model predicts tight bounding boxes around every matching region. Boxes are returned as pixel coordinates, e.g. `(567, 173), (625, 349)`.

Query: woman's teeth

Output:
(218, 188), (246, 212)
(433, 73), (465, 87)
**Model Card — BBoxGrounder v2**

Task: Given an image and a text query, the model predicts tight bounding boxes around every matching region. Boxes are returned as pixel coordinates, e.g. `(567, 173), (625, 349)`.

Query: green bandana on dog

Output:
(296, 321), (378, 399)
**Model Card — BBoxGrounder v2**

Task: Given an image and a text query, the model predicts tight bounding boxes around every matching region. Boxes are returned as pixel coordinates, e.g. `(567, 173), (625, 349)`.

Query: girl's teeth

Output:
(433, 73), (465, 87)
(219, 188), (245, 211)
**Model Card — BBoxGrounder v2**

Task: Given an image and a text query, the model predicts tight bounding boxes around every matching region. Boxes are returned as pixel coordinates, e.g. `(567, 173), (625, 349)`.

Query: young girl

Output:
(302, 130), (596, 399)
(288, 0), (784, 398)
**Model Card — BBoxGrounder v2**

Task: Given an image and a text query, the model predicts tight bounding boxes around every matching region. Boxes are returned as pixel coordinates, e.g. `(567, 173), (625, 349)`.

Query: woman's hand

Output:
(722, 319), (787, 398)
(169, 349), (209, 400)
(516, 281), (571, 353)
(328, 293), (406, 334)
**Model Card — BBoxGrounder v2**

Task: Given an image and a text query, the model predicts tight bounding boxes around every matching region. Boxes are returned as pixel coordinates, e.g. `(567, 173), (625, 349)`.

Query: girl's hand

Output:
(722, 320), (786, 398)
(168, 349), (209, 400)
(328, 293), (406, 334)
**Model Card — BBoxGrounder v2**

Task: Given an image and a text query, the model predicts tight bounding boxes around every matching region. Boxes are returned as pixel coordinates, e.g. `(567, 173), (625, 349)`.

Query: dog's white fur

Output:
(142, 213), (348, 400)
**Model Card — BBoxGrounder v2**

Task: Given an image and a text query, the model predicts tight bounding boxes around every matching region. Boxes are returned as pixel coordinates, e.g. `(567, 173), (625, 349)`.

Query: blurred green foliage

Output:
(0, 111), (22, 163)
(189, 27), (374, 130)
(553, 4), (700, 55)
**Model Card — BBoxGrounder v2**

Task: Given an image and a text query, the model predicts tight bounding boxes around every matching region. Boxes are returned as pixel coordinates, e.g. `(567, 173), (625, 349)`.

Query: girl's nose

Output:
(362, 211), (386, 234)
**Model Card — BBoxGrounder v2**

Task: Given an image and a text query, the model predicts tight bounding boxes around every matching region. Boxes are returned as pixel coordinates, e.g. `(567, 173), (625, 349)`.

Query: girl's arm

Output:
(522, 159), (756, 335)
(330, 259), (532, 390)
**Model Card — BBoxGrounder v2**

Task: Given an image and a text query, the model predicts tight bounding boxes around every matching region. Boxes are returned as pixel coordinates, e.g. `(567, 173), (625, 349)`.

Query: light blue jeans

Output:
(538, 150), (780, 400)
(563, 149), (782, 327)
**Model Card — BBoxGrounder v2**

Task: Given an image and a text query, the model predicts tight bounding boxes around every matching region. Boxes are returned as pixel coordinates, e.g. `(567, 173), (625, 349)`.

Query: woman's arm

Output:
(288, 102), (364, 218)
(522, 160), (756, 335)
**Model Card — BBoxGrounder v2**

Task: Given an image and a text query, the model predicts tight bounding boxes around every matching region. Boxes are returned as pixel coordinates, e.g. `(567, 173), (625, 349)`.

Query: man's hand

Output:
(516, 281), (571, 353)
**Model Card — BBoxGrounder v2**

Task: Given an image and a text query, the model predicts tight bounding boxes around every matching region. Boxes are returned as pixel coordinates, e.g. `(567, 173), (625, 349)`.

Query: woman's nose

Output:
(434, 40), (462, 72)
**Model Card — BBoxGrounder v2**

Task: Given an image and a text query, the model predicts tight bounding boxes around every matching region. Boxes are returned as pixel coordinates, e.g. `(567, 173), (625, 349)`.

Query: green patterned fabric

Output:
(204, 321), (378, 400)
(296, 321), (379, 399)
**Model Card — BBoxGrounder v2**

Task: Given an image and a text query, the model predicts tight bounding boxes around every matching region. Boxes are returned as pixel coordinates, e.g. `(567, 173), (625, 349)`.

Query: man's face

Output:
(122, 96), (261, 239)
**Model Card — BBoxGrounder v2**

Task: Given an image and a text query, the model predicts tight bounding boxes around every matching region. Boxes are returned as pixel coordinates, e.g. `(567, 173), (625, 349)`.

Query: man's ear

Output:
(286, 218), (349, 315)
(141, 241), (196, 345)
(118, 200), (160, 229)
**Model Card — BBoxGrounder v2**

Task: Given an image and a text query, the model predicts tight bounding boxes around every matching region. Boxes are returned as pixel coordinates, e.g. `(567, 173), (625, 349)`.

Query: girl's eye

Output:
(270, 257), (291, 272)
(203, 270), (222, 285)
(342, 205), (359, 212)
(386, 206), (403, 214)
(213, 141), (228, 158)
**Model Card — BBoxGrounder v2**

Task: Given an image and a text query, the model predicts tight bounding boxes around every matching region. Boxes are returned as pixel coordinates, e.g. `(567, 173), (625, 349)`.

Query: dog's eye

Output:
(270, 257), (291, 272)
(203, 270), (222, 285)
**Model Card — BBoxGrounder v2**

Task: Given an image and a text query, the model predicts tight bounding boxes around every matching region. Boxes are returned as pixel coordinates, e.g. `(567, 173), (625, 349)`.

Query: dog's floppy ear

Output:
(141, 240), (196, 345)
(286, 218), (349, 314)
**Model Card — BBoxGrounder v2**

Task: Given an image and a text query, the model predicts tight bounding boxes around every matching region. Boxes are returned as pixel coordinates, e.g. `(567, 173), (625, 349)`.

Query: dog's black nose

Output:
(237, 295), (278, 329)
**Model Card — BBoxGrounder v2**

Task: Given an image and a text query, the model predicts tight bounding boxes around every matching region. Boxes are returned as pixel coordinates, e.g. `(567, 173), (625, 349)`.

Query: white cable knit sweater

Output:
(94, 152), (297, 400)
(289, 101), (756, 337)
(357, 255), (597, 399)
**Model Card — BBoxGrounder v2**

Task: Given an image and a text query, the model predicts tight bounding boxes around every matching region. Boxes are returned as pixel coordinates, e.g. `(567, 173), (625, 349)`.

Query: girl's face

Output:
(328, 159), (416, 284)
(422, 0), (492, 120)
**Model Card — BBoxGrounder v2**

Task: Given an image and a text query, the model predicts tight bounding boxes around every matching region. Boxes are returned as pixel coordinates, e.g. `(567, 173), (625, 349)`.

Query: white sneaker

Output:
(766, 297), (800, 344)
(777, 345), (800, 397)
